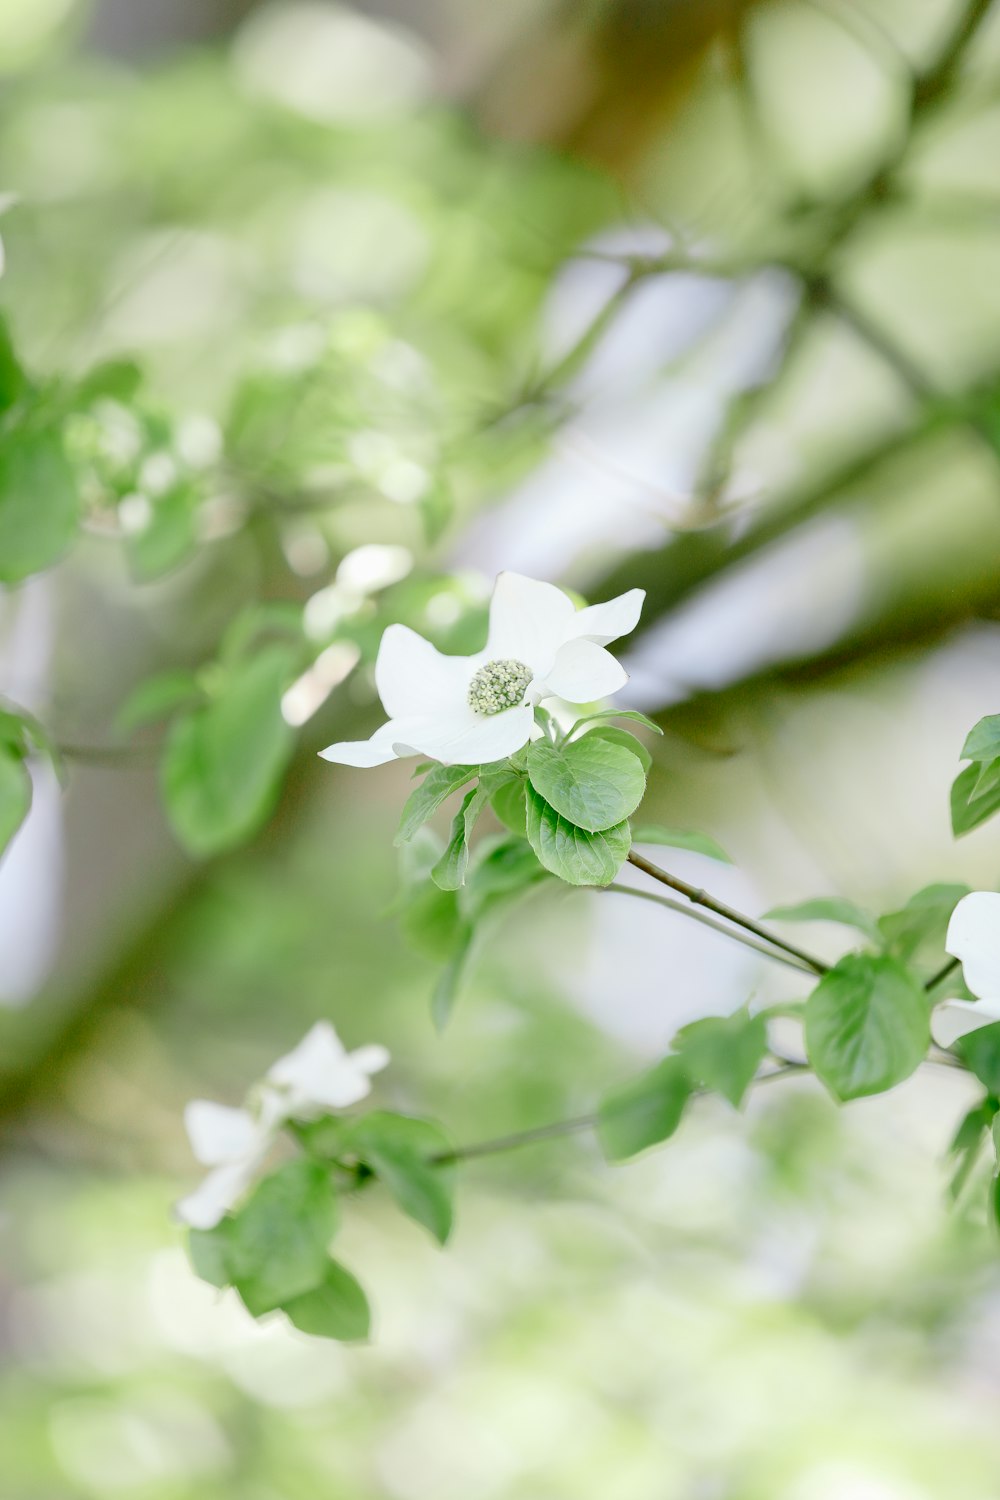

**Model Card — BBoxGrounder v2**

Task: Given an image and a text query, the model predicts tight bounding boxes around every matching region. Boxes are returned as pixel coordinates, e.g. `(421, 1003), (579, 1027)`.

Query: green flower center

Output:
(467, 658), (533, 716)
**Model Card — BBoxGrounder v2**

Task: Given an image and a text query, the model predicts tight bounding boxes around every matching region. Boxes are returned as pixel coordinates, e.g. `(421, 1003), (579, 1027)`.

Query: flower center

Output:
(467, 658), (533, 716)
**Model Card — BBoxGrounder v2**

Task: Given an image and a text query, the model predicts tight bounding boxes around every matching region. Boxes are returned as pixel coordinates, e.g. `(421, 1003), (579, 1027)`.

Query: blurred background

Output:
(3, 0), (1000, 1495)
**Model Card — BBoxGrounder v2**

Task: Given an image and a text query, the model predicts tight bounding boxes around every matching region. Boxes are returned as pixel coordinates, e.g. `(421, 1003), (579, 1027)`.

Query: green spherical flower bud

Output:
(467, 658), (533, 716)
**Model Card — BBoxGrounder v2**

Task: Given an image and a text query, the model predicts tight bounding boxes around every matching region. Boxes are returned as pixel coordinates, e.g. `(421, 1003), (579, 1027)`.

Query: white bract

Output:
(932, 892), (1000, 1046)
(176, 1021), (389, 1229)
(320, 571), (645, 768)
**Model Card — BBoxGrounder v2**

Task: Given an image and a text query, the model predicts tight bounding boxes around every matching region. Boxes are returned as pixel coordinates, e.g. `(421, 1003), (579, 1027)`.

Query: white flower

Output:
(320, 571), (645, 768)
(175, 1022), (389, 1230)
(932, 892), (1000, 1046)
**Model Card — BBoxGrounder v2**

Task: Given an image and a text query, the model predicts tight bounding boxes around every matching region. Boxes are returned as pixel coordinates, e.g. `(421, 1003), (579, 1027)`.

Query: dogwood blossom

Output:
(932, 891), (1000, 1046)
(176, 1021), (389, 1229)
(320, 571), (645, 769)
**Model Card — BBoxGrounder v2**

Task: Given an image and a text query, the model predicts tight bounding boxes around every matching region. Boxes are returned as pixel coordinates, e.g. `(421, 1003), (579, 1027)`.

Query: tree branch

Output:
(626, 849), (830, 976)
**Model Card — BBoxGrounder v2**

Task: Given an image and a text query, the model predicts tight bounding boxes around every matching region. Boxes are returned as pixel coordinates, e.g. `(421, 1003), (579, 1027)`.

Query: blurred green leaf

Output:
(764, 898), (880, 944)
(878, 884), (971, 964)
(951, 761), (1000, 837)
(347, 1112), (454, 1244)
(228, 1159), (337, 1317)
(0, 748), (31, 860)
(0, 421), (77, 583)
(161, 645), (295, 857)
(805, 955), (929, 1101)
(598, 1055), (691, 1162)
(956, 1022), (1000, 1096)
(961, 716), (1000, 763)
(283, 1259), (370, 1342)
(0, 314), (26, 412)
(674, 1007), (768, 1108)
(116, 670), (202, 734)
(631, 825), (731, 863)
(490, 775), (528, 836)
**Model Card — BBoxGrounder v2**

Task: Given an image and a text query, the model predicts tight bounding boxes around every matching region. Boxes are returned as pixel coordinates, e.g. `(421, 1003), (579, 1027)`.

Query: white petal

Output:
(543, 639), (628, 704)
(486, 572), (576, 676)
(319, 719), (406, 767)
(349, 1043), (391, 1075)
(269, 1021), (346, 1091)
(946, 891), (1000, 1002)
(175, 1160), (259, 1229)
(932, 997), (1000, 1048)
(401, 702), (535, 766)
(184, 1101), (261, 1167)
(375, 624), (473, 718)
(567, 588), (645, 646)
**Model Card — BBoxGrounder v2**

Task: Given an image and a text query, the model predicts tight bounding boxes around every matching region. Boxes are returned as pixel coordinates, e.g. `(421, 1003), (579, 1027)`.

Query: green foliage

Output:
(115, 670), (203, 734)
(631, 825), (731, 863)
(225, 1159), (338, 1317)
(524, 785), (630, 886)
(283, 1260), (371, 1342)
(396, 763), (479, 846)
(951, 718), (1000, 836)
(569, 709), (663, 736)
(764, 898), (881, 944)
(598, 1056), (692, 1161)
(347, 1112), (455, 1244)
(956, 1022), (1000, 1096)
(805, 955), (929, 1101)
(526, 736), (645, 833)
(878, 885), (971, 965)
(430, 769), (516, 891)
(490, 774), (528, 835)
(161, 645), (297, 857)
(582, 724), (652, 774)
(0, 415), (78, 584)
(674, 1008), (768, 1108)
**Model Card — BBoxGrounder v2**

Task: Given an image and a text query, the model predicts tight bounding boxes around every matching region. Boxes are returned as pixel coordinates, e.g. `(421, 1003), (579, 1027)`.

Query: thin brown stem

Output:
(429, 1060), (810, 1167)
(604, 882), (819, 978)
(626, 850), (830, 977)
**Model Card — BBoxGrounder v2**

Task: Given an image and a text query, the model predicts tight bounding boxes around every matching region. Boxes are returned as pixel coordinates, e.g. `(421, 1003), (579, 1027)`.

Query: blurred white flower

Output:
(320, 571), (644, 769)
(932, 891), (1000, 1045)
(176, 1022), (389, 1229)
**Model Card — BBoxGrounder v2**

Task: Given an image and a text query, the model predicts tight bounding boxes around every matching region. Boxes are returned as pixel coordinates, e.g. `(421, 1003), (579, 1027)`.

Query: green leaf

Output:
(347, 1112), (454, 1244)
(598, 1055), (691, 1162)
(526, 736), (645, 833)
(951, 761), (1000, 837)
(764, 898), (881, 945)
(631, 824), (731, 864)
(431, 770), (515, 891)
(973, 759), (1000, 799)
(0, 747), (31, 859)
(583, 724), (652, 775)
(524, 785), (630, 886)
(961, 715), (1000, 763)
(674, 1007), (767, 1108)
(125, 483), (198, 580)
(490, 775), (528, 836)
(0, 314), (26, 412)
(115, 670), (202, 734)
(228, 1159), (337, 1317)
(161, 645), (295, 857)
(75, 357), (143, 405)
(188, 1224), (232, 1289)
(0, 422), (78, 584)
(877, 884), (971, 964)
(283, 1259), (370, 1342)
(461, 835), (546, 922)
(570, 708), (663, 736)
(804, 954), (929, 1101)
(395, 763), (478, 846)
(948, 1099), (995, 1200)
(431, 933), (472, 1032)
(956, 1021), (1000, 1095)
